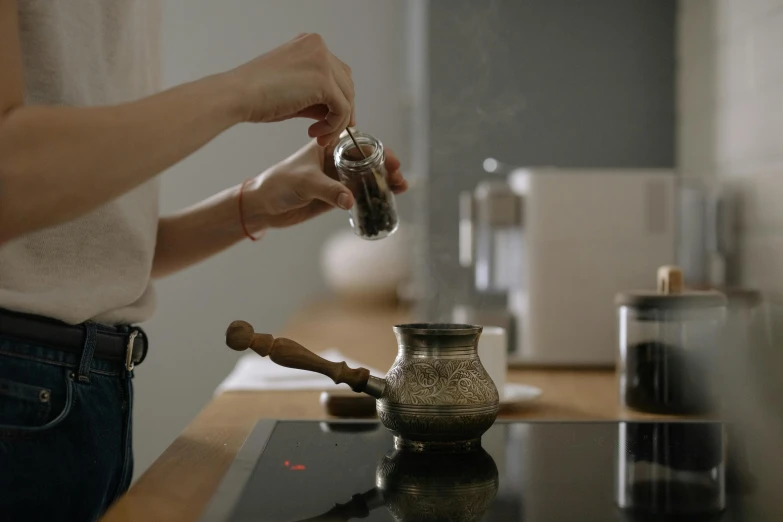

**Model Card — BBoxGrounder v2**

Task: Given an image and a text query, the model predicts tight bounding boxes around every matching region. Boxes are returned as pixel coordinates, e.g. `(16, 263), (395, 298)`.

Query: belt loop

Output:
(77, 321), (98, 383)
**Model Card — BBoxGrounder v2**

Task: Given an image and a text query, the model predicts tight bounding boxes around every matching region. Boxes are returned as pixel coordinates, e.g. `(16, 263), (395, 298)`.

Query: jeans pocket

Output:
(0, 359), (74, 434)
(0, 378), (52, 426)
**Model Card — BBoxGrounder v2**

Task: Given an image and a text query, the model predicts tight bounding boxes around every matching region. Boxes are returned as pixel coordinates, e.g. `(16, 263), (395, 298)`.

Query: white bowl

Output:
(321, 224), (412, 302)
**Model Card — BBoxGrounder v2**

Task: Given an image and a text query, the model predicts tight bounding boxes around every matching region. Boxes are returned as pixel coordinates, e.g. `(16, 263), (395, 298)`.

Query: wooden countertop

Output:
(102, 300), (671, 522)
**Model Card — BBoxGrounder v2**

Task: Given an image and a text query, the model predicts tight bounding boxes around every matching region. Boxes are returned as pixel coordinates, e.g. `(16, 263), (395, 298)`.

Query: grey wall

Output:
(133, 0), (408, 479)
(421, 0), (676, 317)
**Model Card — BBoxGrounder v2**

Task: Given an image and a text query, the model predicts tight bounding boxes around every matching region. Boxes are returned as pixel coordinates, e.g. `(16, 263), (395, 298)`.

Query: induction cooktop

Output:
(198, 420), (781, 521)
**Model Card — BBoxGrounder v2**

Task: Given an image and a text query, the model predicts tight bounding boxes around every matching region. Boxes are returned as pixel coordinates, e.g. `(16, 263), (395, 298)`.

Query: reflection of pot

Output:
(377, 448), (499, 522)
(226, 322), (500, 451)
(297, 448), (499, 522)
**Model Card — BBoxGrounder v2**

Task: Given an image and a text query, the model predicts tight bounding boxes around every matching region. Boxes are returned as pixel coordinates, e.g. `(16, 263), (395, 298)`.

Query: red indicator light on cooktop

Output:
(290, 465), (306, 471)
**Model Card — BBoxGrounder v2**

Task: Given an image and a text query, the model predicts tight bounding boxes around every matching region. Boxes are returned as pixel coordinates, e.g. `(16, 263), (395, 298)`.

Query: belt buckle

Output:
(126, 330), (138, 371)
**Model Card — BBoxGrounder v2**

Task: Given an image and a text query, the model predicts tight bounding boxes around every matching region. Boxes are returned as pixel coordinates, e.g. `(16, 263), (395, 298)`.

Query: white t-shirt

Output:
(0, 0), (163, 325)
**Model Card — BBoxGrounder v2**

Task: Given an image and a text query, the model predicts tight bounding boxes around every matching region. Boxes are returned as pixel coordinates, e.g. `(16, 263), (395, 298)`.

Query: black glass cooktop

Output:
(199, 420), (781, 521)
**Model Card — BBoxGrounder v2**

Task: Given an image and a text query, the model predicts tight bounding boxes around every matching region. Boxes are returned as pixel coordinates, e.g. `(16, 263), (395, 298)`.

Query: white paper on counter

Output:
(214, 348), (385, 396)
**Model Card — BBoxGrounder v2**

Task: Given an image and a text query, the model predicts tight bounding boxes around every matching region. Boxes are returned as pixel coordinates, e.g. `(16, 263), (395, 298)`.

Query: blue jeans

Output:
(0, 327), (134, 522)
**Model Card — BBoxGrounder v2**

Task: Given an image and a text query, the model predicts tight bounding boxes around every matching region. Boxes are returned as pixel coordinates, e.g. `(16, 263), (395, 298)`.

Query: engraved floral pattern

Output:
(383, 358), (499, 406)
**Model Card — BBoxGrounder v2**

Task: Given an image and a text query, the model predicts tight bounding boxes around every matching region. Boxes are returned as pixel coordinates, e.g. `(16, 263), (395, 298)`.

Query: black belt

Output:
(0, 308), (148, 370)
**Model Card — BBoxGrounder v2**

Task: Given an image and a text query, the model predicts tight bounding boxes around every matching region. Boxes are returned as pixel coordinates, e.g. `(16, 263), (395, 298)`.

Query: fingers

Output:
(308, 115), (345, 147)
(296, 104), (329, 121)
(322, 142), (339, 180)
(388, 169), (405, 186)
(307, 82), (350, 146)
(384, 147), (402, 172)
(331, 55), (356, 128)
(330, 54), (354, 112)
(273, 35), (354, 144)
(389, 175), (408, 194)
(308, 54), (354, 146)
(298, 169), (355, 210)
(383, 147), (406, 193)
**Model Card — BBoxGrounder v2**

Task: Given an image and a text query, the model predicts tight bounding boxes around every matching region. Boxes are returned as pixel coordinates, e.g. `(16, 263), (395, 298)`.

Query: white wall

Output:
(678, 0), (783, 294)
(678, 0), (783, 491)
(132, 0), (408, 479)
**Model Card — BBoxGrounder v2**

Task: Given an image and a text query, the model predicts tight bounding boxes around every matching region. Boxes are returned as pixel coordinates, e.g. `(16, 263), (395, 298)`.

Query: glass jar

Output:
(333, 130), (399, 240)
(616, 422), (726, 517)
(616, 290), (727, 415)
(717, 288), (765, 419)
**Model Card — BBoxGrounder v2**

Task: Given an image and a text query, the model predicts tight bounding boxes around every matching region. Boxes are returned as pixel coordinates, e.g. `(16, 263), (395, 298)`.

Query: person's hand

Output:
(243, 140), (407, 229)
(228, 33), (355, 146)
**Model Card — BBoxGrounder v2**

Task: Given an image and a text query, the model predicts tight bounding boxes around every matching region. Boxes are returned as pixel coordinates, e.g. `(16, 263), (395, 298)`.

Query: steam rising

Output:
(430, 0), (526, 163)
(422, 0), (528, 320)
(418, 0), (783, 499)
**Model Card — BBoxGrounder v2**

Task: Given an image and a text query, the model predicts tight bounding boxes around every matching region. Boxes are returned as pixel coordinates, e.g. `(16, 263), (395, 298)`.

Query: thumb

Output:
(299, 170), (354, 210)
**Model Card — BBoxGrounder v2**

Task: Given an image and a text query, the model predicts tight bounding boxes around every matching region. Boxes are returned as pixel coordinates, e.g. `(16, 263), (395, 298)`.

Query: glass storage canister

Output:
(616, 421), (727, 517)
(333, 130), (399, 240)
(616, 267), (728, 415)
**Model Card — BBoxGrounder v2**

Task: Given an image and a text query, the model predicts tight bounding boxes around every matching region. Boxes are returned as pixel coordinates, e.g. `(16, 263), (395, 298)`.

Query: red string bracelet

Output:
(238, 178), (262, 242)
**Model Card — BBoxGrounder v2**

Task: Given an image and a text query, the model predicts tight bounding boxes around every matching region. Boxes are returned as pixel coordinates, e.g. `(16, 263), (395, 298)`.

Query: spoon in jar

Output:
(345, 127), (367, 160)
(344, 128), (389, 191)
(343, 127), (374, 212)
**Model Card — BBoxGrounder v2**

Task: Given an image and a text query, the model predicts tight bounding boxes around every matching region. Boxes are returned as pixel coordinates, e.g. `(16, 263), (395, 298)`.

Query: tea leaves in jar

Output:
(334, 131), (399, 240)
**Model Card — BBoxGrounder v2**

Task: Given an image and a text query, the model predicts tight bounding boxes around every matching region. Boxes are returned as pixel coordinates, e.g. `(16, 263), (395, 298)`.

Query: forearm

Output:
(0, 73), (243, 244)
(152, 184), (266, 279)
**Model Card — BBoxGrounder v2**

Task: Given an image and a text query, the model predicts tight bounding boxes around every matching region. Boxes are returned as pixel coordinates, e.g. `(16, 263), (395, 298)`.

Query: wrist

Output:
(209, 70), (251, 127)
(237, 179), (269, 239)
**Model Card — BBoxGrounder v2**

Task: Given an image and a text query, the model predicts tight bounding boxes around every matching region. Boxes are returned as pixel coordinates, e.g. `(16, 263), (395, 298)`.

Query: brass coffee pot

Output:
(225, 321), (500, 452)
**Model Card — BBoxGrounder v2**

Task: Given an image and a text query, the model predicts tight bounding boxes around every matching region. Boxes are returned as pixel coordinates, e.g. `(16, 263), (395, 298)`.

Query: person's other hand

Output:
(243, 140), (407, 229)
(229, 33), (355, 146)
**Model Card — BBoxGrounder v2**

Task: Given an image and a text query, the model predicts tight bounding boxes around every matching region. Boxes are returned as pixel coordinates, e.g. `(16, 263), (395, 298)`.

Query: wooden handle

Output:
(657, 265), (683, 295)
(225, 321), (371, 393)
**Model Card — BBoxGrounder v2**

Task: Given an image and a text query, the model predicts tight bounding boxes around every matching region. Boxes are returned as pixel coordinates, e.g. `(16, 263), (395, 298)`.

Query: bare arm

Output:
(0, 0), (355, 245)
(151, 185), (262, 279)
(0, 79), (244, 245)
(0, 0), (244, 244)
(151, 141), (407, 279)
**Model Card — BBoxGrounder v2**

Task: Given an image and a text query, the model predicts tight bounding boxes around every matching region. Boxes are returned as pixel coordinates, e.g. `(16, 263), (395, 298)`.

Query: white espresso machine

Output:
(459, 164), (677, 367)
